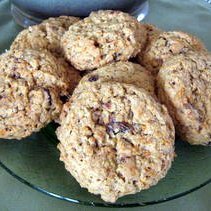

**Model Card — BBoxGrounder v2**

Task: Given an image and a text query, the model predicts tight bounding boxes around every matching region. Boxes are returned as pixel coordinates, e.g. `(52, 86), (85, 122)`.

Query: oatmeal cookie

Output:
(57, 82), (175, 202)
(76, 61), (155, 95)
(10, 16), (80, 55)
(157, 51), (211, 145)
(61, 10), (147, 71)
(139, 31), (206, 75)
(143, 24), (162, 42)
(137, 24), (162, 64)
(0, 49), (80, 139)
(1, 49), (80, 96)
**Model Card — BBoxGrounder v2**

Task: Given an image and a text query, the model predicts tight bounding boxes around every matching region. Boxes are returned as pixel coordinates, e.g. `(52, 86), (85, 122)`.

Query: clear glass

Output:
(1, 0), (211, 208)
(11, 1), (149, 28)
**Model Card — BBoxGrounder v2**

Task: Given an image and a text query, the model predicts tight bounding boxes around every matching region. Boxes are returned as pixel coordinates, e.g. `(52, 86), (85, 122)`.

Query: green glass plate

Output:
(0, 0), (211, 208)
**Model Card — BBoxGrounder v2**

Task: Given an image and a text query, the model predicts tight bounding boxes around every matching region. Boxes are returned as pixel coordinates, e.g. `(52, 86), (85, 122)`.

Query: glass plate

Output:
(0, 0), (211, 208)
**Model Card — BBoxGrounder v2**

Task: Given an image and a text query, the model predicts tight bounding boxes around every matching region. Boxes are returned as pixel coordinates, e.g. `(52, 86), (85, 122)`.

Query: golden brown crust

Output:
(139, 31), (206, 75)
(0, 49), (80, 139)
(75, 61), (155, 96)
(62, 10), (147, 71)
(57, 82), (175, 202)
(157, 51), (211, 145)
(137, 24), (162, 65)
(10, 16), (80, 56)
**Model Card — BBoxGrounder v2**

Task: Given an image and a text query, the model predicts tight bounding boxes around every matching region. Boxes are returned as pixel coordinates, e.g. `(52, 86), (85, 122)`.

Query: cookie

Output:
(139, 31), (206, 75)
(0, 49), (80, 139)
(61, 10), (147, 71)
(137, 24), (162, 64)
(157, 51), (211, 145)
(75, 61), (155, 95)
(143, 24), (162, 42)
(57, 82), (175, 202)
(10, 16), (80, 55)
(1, 49), (80, 96)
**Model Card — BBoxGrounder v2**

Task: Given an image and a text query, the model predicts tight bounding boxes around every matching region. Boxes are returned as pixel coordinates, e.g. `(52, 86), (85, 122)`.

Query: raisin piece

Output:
(133, 180), (137, 185)
(127, 37), (131, 42)
(170, 81), (175, 86)
(119, 156), (131, 163)
(94, 41), (100, 48)
(102, 102), (111, 109)
(88, 75), (99, 82)
(92, 109), (104, 125)
(60, 95), (70, 103)
(117, 172), (125, 182)
(122, 137), (134, 146)
(106, 121), (133, 136)
(11, 72), (21, 79)
(113, 52), (122, 61)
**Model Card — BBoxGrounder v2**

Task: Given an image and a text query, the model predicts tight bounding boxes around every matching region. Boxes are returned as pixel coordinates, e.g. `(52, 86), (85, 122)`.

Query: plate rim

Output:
(0, 154), (211, 208)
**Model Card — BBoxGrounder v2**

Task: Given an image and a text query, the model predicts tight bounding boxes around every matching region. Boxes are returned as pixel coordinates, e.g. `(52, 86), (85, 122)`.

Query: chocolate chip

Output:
(43, 88), (52, 106)
(106, 121), (133, 136)
(88, 75), (99, 82)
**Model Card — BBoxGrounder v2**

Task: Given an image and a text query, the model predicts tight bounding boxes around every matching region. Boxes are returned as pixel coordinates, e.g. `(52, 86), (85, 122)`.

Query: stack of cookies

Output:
(0, 10), (210, 203)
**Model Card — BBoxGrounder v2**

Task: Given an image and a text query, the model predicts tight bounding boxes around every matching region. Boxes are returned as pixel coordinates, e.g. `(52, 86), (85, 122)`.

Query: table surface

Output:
(0, 0), (211, 210)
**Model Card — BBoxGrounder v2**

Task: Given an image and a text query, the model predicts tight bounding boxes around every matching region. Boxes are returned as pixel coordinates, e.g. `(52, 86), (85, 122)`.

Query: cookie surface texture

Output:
(0, 49), (80, 139)
(11, 16), (80, 55)
(62, 10), (147, 71)
(140, 31), (206, 75)
(76, 61), (155, 95)
(157, 51), (211, 145)
(57, 82), (175, 202)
